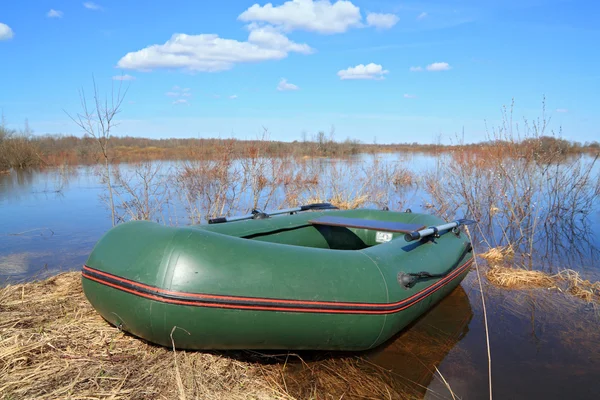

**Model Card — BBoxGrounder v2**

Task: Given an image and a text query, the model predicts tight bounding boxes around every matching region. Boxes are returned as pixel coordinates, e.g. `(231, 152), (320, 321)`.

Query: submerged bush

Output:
(0, 121), (43, 171)
(424, 100), (598, 268)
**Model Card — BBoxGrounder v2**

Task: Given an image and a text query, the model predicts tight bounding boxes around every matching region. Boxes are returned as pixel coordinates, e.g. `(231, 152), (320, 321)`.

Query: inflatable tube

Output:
(82, 209), (473, 350)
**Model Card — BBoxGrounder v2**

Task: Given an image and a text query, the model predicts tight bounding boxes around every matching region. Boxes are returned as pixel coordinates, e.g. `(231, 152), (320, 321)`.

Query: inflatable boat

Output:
(82, 206), (473, 350)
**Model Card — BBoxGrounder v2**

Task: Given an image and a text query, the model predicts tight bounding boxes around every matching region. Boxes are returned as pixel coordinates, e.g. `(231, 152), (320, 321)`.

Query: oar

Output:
(404, 218), (476, 242)
(208, 203), (338, 224)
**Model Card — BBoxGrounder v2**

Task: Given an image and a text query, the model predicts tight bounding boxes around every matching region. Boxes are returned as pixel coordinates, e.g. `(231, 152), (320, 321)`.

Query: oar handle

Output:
(299, 203), (337, 211)
(208, 202), (338, 224)
(404, 219), (476, 242)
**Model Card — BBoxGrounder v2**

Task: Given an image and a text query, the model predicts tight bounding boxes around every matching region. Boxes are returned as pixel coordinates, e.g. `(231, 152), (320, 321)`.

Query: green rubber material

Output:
(82, 209), (473, 350)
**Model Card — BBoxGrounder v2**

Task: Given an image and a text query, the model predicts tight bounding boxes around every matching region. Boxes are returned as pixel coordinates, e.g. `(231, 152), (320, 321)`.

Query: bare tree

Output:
(67, 77), (128, 226)
(111, 161), (172, 223)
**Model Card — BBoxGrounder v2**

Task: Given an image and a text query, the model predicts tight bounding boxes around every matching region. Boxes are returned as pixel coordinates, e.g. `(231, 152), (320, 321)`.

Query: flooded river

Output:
(1, 153), (599, 399)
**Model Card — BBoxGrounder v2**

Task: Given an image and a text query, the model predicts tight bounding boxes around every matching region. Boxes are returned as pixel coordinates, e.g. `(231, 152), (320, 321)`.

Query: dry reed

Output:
(485, 264), (600, 304)
(0, 273), (421, 400)
(478, 246), (514, 266)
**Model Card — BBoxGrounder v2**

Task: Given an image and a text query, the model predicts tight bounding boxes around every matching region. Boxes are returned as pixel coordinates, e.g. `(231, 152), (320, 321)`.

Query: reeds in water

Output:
(482, 246), (600, 305)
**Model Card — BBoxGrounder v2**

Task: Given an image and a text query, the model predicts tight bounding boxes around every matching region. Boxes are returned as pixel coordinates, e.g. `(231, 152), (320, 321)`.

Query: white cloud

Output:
(247, 25), (313, 53)
(410, 63), (451, 72)
(277, 78), (299, 91)
(366, 13), (399, 29)
(117, 26), (312, 72)
(166, 86), (192, 99)
(403, 94), (417, 99)
(337, 63), (388, 80)
(0, 23), (14, 41)
(229, 95), (238, 99)
(556, 108), (568, 113)
(417, 12), (428, 20)
(83, 2), (102, 10)
(47, 9), (63, 18)
(112, 74), (136, 81)
(172, 99), (188, 105)
(426, 62), (451, 71)
(238, 0), (362, 34)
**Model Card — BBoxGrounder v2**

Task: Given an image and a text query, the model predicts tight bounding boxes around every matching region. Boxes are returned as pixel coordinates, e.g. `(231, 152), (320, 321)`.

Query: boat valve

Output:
(397, 272), (418, 288)
(398, 271), (441, 289)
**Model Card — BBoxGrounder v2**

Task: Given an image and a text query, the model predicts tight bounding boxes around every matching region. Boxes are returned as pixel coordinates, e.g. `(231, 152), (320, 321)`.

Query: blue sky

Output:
(0, 0), (598, 144)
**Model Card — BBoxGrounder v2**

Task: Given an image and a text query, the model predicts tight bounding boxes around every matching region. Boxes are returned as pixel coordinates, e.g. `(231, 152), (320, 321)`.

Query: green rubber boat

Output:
(82, 207), (473, 350)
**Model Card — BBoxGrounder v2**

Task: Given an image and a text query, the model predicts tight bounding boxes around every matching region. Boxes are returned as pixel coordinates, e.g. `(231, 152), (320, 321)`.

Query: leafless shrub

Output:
(298, 159), (381, 210)
(67, 77), (129, 226)
(239, 130), (290, 211)
(424, 99), (598, 267)
(0, 118), (44, 170)
(176, 140), (246, 223)
(111, 161), (173, 223)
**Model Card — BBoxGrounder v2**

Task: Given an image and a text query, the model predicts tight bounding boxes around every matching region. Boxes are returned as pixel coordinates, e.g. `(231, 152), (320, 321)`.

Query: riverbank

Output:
(1, 128), (598, 172)
(2, 258), (600, 399)
(0, 272), (424, 400)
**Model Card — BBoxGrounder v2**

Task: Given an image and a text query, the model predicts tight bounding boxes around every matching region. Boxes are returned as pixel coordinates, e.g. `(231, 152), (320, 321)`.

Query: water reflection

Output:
(1, 155), (599, 282)
(0, 166), (110, 283)
(1, 156), (600, 399)
(367, 285), (472, 396)
(0, 166), (81, 202)
(535, 218), (600, 274)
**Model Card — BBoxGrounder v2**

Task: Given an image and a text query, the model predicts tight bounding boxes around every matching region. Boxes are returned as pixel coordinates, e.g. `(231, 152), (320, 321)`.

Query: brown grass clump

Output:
(478, 246), (514, 266)
(302, 194), (369, 210)
(391, 169), (414, 188)
(486, 266), (555, 289)
(329, 193), (369, 210)
(0, 273), (419, 400)
(559, 269), (600, 304)
(486, 266), (600, 304)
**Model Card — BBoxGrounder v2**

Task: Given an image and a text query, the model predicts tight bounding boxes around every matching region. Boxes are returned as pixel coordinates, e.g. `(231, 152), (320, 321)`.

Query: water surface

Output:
(1, 154), (599, 399)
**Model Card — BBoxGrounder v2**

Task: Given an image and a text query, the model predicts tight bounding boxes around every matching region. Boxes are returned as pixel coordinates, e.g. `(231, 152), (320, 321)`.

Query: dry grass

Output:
(391, 169), (415, 188)
(328, 193), (369, 210)
(478, 246), (514, 266)
(485, 264), (600, 304)
(486, 266), (556, 289)
(0, 273), (421, 400)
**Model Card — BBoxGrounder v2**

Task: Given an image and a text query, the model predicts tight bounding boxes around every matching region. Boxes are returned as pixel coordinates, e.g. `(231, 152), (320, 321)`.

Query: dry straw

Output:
(481, 247), (600, 304)
(0, 272), (423, 400)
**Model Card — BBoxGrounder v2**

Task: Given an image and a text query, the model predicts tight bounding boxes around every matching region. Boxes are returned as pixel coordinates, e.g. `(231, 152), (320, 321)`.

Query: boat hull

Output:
(82, 209), (473, 350)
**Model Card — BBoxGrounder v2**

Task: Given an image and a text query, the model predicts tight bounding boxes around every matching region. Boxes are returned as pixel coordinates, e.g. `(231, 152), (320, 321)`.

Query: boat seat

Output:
(308, 216), (425, 234)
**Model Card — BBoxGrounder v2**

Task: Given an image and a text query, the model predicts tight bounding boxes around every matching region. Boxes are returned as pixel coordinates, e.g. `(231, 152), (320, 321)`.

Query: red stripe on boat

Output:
(81, 258), (472, 314)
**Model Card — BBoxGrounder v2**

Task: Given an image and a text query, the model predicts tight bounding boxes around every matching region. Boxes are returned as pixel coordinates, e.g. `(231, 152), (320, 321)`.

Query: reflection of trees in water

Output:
(0, 167), (79, 202)
(0, 169), (36, 201)
(469, 211), (600, 273)
(366, 285), (473, 396)
(535, 218), (600, 273)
